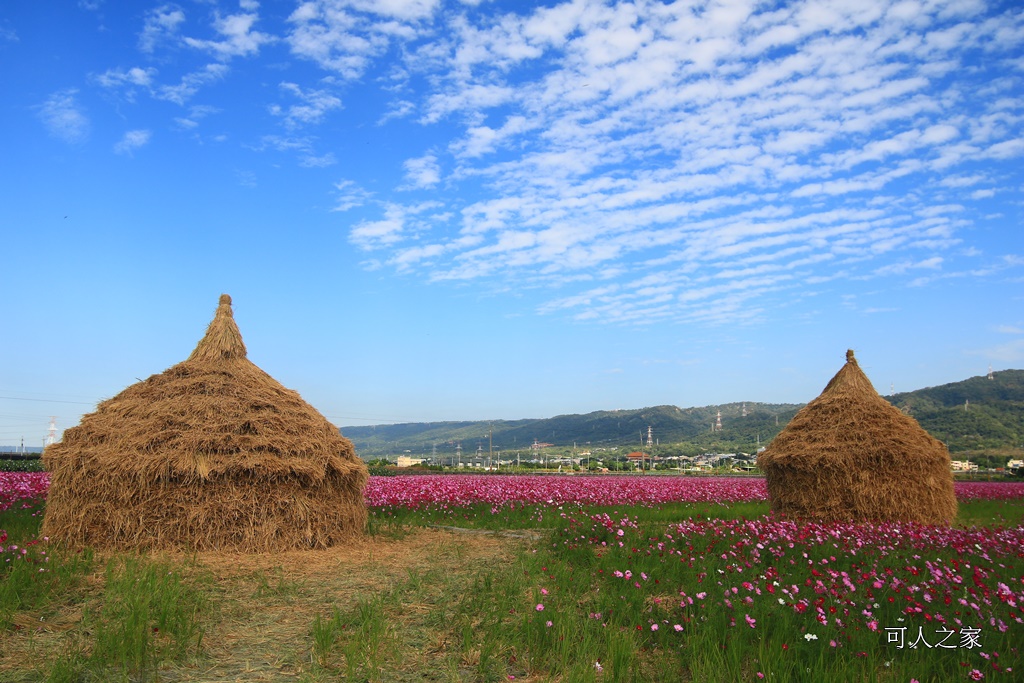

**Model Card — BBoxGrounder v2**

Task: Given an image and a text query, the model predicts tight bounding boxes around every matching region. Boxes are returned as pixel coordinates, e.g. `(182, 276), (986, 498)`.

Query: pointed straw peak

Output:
(187, 293), (248, 363)
(821, 348), (875, 396)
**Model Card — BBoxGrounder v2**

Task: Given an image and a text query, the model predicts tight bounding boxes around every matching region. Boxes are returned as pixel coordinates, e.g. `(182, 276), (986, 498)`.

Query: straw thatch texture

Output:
(42, 294), (368, 551)
(756, 350), (957, 525)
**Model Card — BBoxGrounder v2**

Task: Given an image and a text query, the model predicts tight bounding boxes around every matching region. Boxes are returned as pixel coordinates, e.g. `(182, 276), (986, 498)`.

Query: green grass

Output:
(1, 501), (94, 632)
(2, 501), (209, 682)
(3, 495), (1023, 681)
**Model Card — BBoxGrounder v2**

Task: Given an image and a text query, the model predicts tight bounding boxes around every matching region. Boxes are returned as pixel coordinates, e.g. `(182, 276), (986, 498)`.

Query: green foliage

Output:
(890, 369), (1024, 453)
(0, 456), (44, 472)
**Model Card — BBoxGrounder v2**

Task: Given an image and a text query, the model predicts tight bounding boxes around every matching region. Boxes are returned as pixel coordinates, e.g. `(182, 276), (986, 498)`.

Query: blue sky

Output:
(2, 0), (1023, 447)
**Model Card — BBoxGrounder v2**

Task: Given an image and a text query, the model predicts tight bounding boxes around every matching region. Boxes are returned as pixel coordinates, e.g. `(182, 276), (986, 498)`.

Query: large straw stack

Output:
(757, 350), (957, 525)
(42, 294), (368, 551)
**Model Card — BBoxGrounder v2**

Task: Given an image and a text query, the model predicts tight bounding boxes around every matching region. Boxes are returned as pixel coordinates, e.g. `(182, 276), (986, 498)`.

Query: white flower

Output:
(804, 633), (818, 641)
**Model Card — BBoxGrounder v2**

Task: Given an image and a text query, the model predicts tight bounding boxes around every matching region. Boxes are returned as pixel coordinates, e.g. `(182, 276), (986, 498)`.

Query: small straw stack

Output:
(757, 350), (957, 525)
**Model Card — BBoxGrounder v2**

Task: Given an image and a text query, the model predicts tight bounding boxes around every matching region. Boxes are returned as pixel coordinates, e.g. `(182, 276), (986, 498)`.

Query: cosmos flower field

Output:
(3, 471), (1024, 681)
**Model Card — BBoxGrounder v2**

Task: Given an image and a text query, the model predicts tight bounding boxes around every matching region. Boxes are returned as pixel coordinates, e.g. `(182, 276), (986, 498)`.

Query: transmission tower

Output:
(46, 416), (58, 446)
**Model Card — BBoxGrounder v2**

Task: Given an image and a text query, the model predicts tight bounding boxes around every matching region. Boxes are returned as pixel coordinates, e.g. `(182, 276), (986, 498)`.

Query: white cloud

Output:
(37, 89), (89, 143)
(976, 338), (1024, 364)
(402, 154), (441, 188)
(94, 66), (157, 95)
(113, 129), (152, 155)
(286, 0), (439, 79)
(300, 152), (337, 168)
(184, 8), (274, 59)
(333, 179), (372, 211)
(350, 206), (407, 249)
(269, 82), (343, 128)
(252, 134), (335, 168)
(348, 201), (441, 250)
(173, 104), (219, 130)
(139, 5), (185, 53)
(155, 63), (229, 104)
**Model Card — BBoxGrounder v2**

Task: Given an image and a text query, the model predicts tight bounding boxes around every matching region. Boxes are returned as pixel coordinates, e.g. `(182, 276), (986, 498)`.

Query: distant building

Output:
(950, 460), (978, 471)
(396, 456), (425, 468)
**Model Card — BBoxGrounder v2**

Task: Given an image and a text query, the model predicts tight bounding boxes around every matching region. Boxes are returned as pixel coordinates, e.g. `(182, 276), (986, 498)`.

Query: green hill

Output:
(341, 402), (802, 458)
(888, 369), (1024, 453)
(340, 370), (1024, 459)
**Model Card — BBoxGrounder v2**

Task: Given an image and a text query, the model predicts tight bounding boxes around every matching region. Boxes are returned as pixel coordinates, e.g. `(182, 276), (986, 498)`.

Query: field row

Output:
(4, 472), (1024, 514)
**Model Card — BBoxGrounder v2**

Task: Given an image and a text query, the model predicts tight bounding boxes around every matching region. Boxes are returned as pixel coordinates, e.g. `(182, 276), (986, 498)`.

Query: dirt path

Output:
(1, 528), (526, 682)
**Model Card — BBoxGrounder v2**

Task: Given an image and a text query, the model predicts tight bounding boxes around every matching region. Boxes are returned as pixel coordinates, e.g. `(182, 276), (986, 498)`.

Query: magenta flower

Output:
(535, 603), (544, 612)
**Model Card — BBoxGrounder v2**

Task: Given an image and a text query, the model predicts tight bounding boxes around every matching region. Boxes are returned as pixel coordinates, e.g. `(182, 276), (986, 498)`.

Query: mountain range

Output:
(341, 370), (1024, 459)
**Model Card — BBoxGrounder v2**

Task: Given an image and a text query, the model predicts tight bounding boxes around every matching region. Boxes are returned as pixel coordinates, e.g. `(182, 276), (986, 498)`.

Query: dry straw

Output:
(757, 349), (957, 525)
(42, 294), (368, 551)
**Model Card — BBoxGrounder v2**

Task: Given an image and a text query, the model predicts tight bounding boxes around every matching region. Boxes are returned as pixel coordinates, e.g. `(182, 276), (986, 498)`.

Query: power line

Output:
(0, 395), (95, 405)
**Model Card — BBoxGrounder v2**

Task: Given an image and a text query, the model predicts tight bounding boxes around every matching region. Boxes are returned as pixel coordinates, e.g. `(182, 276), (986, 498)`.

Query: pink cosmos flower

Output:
(535, 604), (544, 612)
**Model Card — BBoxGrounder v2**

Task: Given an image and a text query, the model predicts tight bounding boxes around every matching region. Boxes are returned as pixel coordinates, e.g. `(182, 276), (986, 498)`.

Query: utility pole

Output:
(489, 424), (493, 471)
